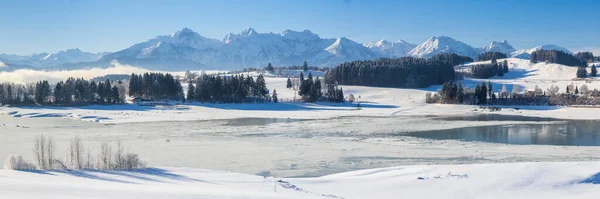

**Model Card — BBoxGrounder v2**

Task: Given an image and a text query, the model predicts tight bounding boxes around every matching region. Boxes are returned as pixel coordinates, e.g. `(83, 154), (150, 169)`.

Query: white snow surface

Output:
(3, 162), (600, 198)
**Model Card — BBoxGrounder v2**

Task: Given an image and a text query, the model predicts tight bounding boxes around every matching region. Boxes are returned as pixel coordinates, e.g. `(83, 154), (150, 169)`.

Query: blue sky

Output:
(1, 0), (598, 55)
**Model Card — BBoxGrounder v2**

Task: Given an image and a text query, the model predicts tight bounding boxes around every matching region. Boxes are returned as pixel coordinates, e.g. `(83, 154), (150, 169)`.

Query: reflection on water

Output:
(408, 121), (600, 146)
(222, 117), (305, 127)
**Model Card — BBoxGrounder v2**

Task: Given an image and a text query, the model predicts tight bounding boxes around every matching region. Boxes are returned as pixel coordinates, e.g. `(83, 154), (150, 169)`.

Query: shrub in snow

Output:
(348, 94), (355, 102)
(29, 136), (146, 171)
(4, 155), (36, 170)
(33, 134), (55, 170)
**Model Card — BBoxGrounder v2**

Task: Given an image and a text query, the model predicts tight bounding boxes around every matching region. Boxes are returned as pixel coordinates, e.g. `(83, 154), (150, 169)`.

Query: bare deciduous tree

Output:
(97, 141), (112, 169)
(68, 136), (84, 169)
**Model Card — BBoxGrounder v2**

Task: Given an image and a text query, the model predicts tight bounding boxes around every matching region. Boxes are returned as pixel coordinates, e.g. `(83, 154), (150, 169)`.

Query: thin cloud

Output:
(0, 60), (150, 84)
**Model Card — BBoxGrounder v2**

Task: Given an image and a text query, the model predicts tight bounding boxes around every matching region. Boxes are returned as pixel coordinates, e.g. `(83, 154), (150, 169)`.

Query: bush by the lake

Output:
(5, 135), (146, 171)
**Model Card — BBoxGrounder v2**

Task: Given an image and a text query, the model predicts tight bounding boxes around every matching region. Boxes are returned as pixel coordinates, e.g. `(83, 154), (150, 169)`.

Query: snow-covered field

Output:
(3, 58), (600, 198)
(3, 162), (600, 199)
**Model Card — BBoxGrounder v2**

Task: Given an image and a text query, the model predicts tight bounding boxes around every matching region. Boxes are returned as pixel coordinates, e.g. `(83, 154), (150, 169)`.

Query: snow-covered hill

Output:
(511, 44), (575, 59)
(408, 36), (480, 59)
(363, 40), (416, 58)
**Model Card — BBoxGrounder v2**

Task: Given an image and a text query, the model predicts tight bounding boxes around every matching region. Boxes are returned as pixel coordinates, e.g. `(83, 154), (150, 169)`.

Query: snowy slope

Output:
(3, 162), (600, 199)
(313, 37), (379, 66)
(363, 40), (416, 58)
(511, 44), (575, 59)
(408, 36), (479, 58)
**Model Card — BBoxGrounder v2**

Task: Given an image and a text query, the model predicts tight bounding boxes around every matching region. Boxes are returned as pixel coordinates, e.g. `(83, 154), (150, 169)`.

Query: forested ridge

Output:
(531, 50), (587, 67)
(325, 57), (456, 88)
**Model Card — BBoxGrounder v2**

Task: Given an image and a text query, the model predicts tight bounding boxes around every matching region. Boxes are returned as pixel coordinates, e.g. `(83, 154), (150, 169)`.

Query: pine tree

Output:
(503, 60), (509, 73)
(456, 82), (464, 104)
(286, 77), (292, 89)
(591, 65), (597, 77)
(265, 63), (274, 73)
(314, 76), (322, 99)
(272, 89), (278, 103)
(298, 72), (308, 97)
(0, 84), (4, 104)
(491, 56), (497, 64)
(186, 82), (196, 101)
(474, 84), (481, 104)
(575, 86), (579, 94)
(303, 61), (308, 72)
(111, 86), (121, 104)
(576, 67), (588, 78)
(481, 82), (488, 104)
(128, 73), (137, 97)
(487, 81), (493, 99)
(256, 74), (268, 97)
(497, 65), (504, 77)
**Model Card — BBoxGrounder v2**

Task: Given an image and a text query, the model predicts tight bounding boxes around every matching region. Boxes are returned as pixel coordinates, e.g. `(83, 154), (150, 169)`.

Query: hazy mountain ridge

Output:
(0, 49), (108, 69)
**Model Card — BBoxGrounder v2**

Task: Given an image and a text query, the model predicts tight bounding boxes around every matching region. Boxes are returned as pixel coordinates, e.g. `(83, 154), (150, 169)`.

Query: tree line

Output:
(186, 74), (274, 103)
(478, 52), (507, 62)
(576, 52), (595, 63)
(295, 72), (345, 102)
(325, 57), (456, 88)
(128, 73), (184, 101)
(430, 53), (474, 66)
(429, 80), (600, 106)
(0, 78), (125, 105)
(531, 50), (587, 67)
(468, 60), (509, 79)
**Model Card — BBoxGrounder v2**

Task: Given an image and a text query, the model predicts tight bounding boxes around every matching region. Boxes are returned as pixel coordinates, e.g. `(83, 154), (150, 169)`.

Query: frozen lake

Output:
(3, 114), (600, 177)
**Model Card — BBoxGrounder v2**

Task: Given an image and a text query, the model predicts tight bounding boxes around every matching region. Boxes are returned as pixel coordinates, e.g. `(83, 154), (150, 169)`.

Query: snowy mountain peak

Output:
(65, 48), (83, 53)
(363, 39), (416, 58)
(482, 40), (516, 55)
(242, 27), (258, 36)
(409, 36), (478, 58)
(223, 28), (261, 44)
(280, 29), (320, 41)
(172, 27), (197, 38)
(326, 37), (359, 52)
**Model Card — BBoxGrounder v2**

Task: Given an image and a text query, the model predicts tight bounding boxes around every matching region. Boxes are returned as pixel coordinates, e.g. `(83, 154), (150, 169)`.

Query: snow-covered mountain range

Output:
(0, 28), (578, 71)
